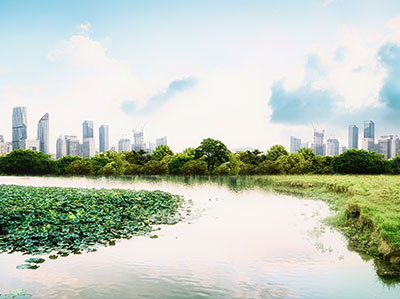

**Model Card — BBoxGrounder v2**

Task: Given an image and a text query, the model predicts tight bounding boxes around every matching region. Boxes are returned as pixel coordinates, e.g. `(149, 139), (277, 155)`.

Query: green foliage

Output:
(214, 153), (242, 175)
(297, 147), (316, 160)
(0, 149), (53, 175)
(54, 156), (82, 175)
(277, 153), (313, 174)
(142, 160), (168, 175)
(237, 149), (265, 165)
(65, 160), (94, 175)
(151, 145), (174, 161)
(180, 160), (209, 175)
(257, 160), (281, 175)
(312, 156), (333, 174)
(168, 155), (193, 175)
(123, 150), (150, 165)
(98, 163), (117, 175)
(195, 138), (230, 172)
(0, 184), (183, 256)
(265, 145), (289, 161)
(89, 153), (112, 174)
(182, 147), (196, 157)
(124, 164), (143, 175)
(239, 163), (259, 175)
(332, 149), (385, 174)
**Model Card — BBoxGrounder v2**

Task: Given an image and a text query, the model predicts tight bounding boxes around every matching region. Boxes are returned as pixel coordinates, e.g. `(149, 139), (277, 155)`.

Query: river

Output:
(0, 176), (399, 298)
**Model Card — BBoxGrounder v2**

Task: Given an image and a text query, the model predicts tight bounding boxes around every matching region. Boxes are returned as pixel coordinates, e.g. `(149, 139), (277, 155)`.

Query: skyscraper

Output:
(37, 113), (49, 154)
(118, 139), (131, 152)
(327, 139), (339, 156)
(0, 135), (4, 143)
(311, 130), (326, 156)
(348, 125), (358, 150)
(290, 136), (301, 153)
(64, 135), (80, 156)
(362, 120), (375, 152)
(133, 130), (144, 151)
(12, 107), (27, 150)
(99, 125), (109, 153)
(56, 135), (67, 159)
(83, 120), (94, 139)
(82, 138), (96, 158)
(378, 135), (394, 159)
(156, 136), (168, 147)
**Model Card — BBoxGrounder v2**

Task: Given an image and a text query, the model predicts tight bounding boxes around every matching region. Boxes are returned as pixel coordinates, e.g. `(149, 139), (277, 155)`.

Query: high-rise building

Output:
(144, 142), (156, 154)
(99, 125), (109, 153)
(18, 139), (40, 151)
(340, 145), (347, 154)
(0, 142), (12, 156)
(300, 142), (309, 149)
(133, 130), (144, 151)
(0, 135), (4, 143)
(37, 113), (49, 154)
(82, 138), (96, 158)
(65, 135), (80, 156)
(118, 139), (131, 153)
(327, 139), (339, 156)
(290, 136), (301, 153)
(391, 137), (400, 159)
(56, 135), (67, 159)
(12, 106), (27, 150)
(362, 120), (375, 152)
(311, 130), (326, 156)
(348, 125), (358, 150)
(156, 136), (168, 147)
(378, 135), (393, 159)
(83, 120), (94, 139)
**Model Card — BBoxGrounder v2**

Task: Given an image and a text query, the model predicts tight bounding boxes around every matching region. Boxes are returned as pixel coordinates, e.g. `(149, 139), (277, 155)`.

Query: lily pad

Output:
(24, 258), (45, 264)
(16, 264), (39, 270)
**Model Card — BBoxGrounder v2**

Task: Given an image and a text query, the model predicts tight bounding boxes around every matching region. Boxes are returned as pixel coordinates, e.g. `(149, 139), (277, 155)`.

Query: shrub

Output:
(66, 160), (94, 175)
(142, 160), (168, 175)
(124, 163), (143, 175)
(331, 149), (385, 174)
(257, 160), (281, 175)
(168, 155), (193, 175)
(239, 163), (259, 175)
(0, 149), (53, 175)
(180, 160), (209, 175)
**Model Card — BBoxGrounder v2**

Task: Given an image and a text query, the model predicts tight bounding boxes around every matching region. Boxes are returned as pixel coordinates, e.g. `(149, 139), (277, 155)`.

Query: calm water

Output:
(0, 175), (399, 298)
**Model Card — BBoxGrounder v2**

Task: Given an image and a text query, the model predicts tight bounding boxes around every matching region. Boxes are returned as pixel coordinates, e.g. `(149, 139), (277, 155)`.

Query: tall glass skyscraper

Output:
(348, 125), (358, 150)
(37, 113), (49, 154)
(82, 120), (94, 138)
(364, 120), (375, 139)
(12, 106), (27, 150)
(99, 125), (109, 153)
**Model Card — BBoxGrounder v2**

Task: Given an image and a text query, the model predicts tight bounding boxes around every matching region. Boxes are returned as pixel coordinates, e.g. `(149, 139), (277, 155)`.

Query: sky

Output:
(1, 0), (400, 153)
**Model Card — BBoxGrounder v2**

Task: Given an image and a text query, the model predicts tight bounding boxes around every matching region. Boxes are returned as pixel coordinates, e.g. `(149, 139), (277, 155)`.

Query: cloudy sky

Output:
(1, 0), (400, 153)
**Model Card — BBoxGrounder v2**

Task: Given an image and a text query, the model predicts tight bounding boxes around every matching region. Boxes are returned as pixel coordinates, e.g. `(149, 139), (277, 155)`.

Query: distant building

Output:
(99, 125), (109, 153)
(156, 136), (168, 147)
(339, 145), (347, 154)
(110, 145), (117, 152)
(391, 137), (400, 158)
(37, 113), (49, 154)
(378, 135), (393, 159)
(0, 141), (12, 155)
(327, 139), (339, 156)
(311, 130), (326, 156)
(64, 135), (80, 156)
(362, 120), (375, 152)
(144, 142), (156, 154)
(19, 139), (40, 151)
(0, 135), (4, 143)
(300, 142), (309, 149)
(82, 137), (96, 158)
(118, 139), (131, 153)
(348, 125), (358, 150)
(132, 130), (144, 151)
(290, 136), (301, 153)
(56, 135), (67, 159)
(83, 120), (94, 139)
(12, 107), (27, 150)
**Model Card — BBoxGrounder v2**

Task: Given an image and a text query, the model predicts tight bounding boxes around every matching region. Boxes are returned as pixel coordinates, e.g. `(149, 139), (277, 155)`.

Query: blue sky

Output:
(1, 0), (400, 152)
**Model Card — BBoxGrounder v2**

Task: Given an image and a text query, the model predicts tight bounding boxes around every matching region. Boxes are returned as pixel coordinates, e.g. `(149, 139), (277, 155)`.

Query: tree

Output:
(265, 145), (288, 161)
(123, 150), (150, 165)
(142, 160), (168, 175)
(277, 153), (313, 174)
(194, 138), (230, 172)
(182, 147), (196, 158)
(237, 149), (265, 165)
(0, 149), (53, 175)
(312, 156), (333, 174)
(213, 153), (242, 175)
(257, 160), (281, 175)
(297, 147), (315, 161)
(54, 155), (82, 175)
(124, 163), (143, 175)
(168, 155), (193, 175)
(239, 163), (259, 175)
(180, 160), (209, 175)
(151, 145), (173, 161)
(89, 153), (112, 174)
(65, 160), (94, 175)
(331, 149), (385, 174)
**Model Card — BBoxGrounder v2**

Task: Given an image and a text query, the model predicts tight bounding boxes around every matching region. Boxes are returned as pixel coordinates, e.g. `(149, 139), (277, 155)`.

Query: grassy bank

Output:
(265, 175), (400, 271)
(0, 185), (184, 256)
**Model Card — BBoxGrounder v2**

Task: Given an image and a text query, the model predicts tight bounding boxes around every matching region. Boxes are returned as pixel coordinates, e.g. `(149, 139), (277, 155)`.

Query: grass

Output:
(264, 175), (400, 265)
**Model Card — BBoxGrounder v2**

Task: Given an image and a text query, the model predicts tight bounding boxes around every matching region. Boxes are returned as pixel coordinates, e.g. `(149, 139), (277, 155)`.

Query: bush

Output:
(257, 160), (281, 175)
(180, 160), (209, 175)
(124, 163), (143, 175)
(90, 154), (112, 174)
(98, 163), (117, 175)
(66, 160), (94, 175)
(0, 149), (53, 175)
(331, 149), (385, 174)
(239, 163), (259, 175)
(213, 163), (230, 175)
(142, 160), (168, 175)
(54, 156), (82, 175)
(277, 153), (313, 174)
(168, 155), (193, 175)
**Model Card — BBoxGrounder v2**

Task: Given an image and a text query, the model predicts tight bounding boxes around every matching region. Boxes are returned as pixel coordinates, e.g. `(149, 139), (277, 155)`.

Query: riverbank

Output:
(264, 175), (400, 275)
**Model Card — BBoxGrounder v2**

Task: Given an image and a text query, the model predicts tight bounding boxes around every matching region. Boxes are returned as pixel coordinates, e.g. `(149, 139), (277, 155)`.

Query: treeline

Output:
(1, 138), (400, 176)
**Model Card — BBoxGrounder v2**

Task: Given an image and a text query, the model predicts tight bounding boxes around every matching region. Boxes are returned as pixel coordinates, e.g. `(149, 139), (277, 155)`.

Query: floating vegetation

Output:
(0, 289), (32, 299)
(0, 184), (184, 256)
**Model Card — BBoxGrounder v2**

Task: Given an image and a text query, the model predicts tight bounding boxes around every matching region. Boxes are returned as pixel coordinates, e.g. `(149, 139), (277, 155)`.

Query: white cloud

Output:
(78, 22), (92, 35)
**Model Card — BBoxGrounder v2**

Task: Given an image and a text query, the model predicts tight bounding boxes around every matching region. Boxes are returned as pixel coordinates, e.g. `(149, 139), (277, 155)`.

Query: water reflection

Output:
(0, 175), (399, 298)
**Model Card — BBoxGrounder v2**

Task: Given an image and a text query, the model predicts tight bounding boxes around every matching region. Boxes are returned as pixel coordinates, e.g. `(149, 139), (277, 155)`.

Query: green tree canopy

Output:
(180, 160), (209, 175)
(237, 149), (265, 165)
(265, 145), (288, 161)
(194, 138), (230, 172)
(123, 150), (150, 165)
(331, 149), (385, 174)
(0, 149), (53, 175)
(297, 147), (316, 161)
(151, 145), (174, 161)
(66, 159), (94, 175)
